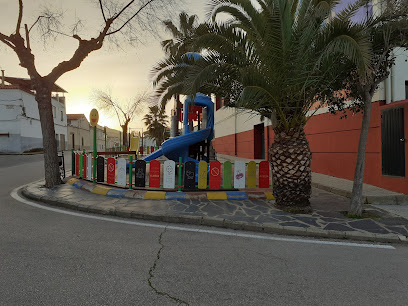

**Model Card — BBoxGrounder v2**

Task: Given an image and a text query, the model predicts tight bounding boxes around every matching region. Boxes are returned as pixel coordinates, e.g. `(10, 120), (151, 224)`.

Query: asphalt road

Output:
(1, 154), (408, 305)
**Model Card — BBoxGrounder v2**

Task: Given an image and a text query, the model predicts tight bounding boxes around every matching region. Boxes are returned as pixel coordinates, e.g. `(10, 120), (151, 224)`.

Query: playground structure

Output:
(143, 93), (214, 164)
(69, 93), (274, 191)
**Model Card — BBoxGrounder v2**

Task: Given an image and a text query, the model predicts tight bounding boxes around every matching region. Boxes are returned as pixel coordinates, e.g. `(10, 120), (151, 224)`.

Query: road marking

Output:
(11, 185), (395, 250)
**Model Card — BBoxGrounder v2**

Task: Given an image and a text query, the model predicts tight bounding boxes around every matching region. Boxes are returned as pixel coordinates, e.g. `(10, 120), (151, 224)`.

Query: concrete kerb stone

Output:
(20, 180), (408, 244)
(365, 196), (398, 205)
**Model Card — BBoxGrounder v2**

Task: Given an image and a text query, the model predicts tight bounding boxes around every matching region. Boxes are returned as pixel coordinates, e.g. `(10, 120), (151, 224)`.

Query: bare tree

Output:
(93, 89), (149, 148)
(0, 0), (180, 187)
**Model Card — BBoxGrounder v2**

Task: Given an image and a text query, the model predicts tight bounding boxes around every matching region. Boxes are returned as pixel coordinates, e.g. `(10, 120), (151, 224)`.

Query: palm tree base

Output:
(270, 127), (312, 213)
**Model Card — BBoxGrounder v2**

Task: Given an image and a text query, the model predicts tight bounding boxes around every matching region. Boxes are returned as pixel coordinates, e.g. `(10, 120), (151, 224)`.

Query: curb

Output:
(311, 182), (408, 205)
(21, 184), (406, 245)
(65, 177), (276, 201)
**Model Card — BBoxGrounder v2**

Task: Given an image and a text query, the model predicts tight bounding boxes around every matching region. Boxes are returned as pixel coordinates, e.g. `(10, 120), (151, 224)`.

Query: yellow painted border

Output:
(66, 178), (79, 185)
(207, 192), (227, 200)
(265, 192), (275, 200)
(92, 186), (110, 195)
(144, 191), (166, 200)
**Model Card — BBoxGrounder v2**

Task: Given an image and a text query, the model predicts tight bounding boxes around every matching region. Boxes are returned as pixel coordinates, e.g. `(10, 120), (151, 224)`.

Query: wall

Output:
(68, 117), (91, 151)
(213, 106), (272, 159)
(0, 87), (68, 152)
(0, 89), (23, 152)
(213, 101), (408, 194)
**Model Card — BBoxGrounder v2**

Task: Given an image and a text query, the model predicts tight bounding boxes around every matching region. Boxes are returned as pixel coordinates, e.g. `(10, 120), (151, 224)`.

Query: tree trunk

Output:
(122, 122), (128, 148)
(349, 92), (373, 216)
(36, 86), (61, 188)
(269, 127), (312, 213)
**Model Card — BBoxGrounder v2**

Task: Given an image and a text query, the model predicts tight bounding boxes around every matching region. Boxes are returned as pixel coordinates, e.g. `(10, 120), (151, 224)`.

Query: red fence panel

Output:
(149, 160), (161, 188)
(209, 161), (221, 189)
(259, 161), (270, 188)
(107, 157), (115, 184)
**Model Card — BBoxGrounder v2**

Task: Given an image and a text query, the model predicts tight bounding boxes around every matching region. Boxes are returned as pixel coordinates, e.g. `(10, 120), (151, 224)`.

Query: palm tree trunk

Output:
(349, 91), (373, 216)
(36, 86), (61, 188)
(270, 127), (312, 213)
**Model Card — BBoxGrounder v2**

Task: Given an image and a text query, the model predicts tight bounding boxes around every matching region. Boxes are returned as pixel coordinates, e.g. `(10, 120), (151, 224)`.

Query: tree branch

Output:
(16, 0), (23, 34)
(28, 16), (44, 33)
(99, 0), (107, 22)
(24, 24), (30, 50)
(0, 32), (16, 49)
(107, 0), (157, 36)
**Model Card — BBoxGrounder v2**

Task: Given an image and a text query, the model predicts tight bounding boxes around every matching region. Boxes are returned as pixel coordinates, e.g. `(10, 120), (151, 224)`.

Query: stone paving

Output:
(22, 180), (408, 244)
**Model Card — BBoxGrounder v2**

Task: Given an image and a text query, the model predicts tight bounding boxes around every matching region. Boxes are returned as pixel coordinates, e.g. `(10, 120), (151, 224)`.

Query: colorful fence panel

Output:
(149, 160), (161, 188)
(97, 156), (104, 182)
(223, 161), (233, 189)
(209, 161), (221, 189)
(117, 158), (126, 187)
(259, 161), (270, 188)
(73, 153), (272, 191)
(107, 157), (115, 184)
(87, 154), (92, 180)
(234, 161), (246, 189)
(163, 160), (176, 189)
(76, 153), (80, 176)
(184, 161), (196, 189)
(83, 154), (87, 179)
(248, 161), (257, 188)
(135, 160), (146, 188)
(198, 161), (207, 189)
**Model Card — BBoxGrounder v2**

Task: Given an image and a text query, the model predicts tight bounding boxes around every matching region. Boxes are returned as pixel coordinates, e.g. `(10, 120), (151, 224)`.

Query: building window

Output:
(82, 137), (84, 147)
(61, 111), (63, 121)
(52, 106), (56, 118)
(405, 81), (408, 100)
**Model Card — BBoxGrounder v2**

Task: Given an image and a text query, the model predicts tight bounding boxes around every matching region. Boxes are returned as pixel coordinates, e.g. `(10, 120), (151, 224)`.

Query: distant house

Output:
(67, 114), (91, 151)
(0, 74), (68, 153)
(105, 126), (122, 151)
(68, 113), (122, 152)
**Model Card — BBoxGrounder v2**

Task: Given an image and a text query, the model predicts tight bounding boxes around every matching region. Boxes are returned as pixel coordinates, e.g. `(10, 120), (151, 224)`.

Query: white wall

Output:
(214, 106), (271, 138)
(0, 88), (68, 152)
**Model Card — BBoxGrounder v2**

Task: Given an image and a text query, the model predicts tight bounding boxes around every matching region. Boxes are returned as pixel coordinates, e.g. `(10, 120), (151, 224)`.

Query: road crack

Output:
(148, 227), (189, 305)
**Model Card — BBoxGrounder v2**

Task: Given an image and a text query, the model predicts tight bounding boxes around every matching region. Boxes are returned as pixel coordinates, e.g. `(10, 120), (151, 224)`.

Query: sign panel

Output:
(184, 161), (196, 189)
(87, 154), (92, 180)
(83, 154), (87, 179)
(89, 109), (99, 127)
(75, 153), (80, 176)
(209, 161), (221, 189)
(117, 158), (127, 187)
(97, 156), (105, 182)
(163, 160), (175, 189)
(198, 161), (207, 189)
(223, 161), (232, 189)
(259, 161), (270, 188)
(107, 157), (115, 184)
(149, 160), (161, 188)
(234, 161), (246, 189)
(135, 160), (146, 188)
(247, 161), (257, 188)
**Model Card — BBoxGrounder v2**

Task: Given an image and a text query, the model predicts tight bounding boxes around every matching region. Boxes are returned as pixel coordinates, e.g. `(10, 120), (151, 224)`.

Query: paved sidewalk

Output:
(21, 178), (408, 244)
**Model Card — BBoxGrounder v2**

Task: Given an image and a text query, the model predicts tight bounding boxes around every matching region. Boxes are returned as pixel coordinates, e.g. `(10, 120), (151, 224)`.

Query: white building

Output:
(0, 76), (68, 153)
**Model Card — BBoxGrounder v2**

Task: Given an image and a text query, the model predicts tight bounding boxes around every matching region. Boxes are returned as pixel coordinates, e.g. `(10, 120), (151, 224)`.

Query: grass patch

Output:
(341, 211), (380, 219)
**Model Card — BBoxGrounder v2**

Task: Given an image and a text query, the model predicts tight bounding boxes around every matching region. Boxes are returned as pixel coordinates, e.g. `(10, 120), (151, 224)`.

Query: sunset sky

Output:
(0, 0), (207, 131)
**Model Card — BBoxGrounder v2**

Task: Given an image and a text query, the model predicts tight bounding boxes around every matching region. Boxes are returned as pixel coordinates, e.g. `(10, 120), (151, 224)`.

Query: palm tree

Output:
(153, 0), (372, 212)
(152, 12), (200, 126)
(143, 105), (169, 146)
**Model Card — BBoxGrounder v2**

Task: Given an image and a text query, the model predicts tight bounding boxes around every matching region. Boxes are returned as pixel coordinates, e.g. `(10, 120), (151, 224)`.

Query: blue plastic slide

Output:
(143, 93), (214, 163)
